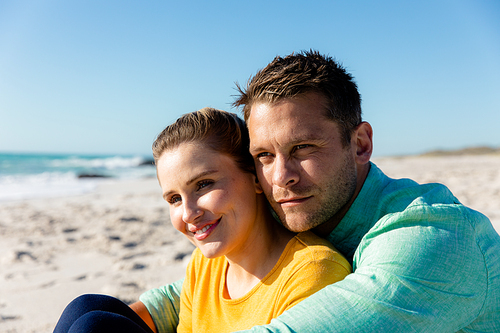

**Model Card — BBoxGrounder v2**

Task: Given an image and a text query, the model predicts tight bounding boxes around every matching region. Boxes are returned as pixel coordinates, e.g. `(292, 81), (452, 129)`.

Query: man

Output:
(135, 50), (500, 332)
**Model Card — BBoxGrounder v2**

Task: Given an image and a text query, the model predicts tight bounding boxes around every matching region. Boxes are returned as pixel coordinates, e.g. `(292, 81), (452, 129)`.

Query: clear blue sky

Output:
(1, 0), (499, 157)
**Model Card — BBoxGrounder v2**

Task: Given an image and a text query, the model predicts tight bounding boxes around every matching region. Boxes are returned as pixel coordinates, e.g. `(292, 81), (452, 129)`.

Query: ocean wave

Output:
(0, 172), (98, 202)
(0, 153), (156, 202)
(49, 156), (147, 169)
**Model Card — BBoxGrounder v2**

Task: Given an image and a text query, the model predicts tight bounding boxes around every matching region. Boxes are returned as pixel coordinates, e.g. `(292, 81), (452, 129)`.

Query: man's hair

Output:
(234, 50), (362, 146)
(152, 107), (255, 174)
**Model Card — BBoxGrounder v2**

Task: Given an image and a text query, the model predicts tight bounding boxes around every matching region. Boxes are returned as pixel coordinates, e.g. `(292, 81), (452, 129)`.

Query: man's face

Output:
(247, 92), (358, 233)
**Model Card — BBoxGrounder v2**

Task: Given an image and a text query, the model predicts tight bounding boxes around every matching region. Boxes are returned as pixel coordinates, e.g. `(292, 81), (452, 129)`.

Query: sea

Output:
(0, 152), (156, 202)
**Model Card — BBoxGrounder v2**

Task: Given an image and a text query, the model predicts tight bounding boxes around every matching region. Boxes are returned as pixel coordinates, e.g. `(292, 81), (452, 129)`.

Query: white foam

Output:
(50, 156), (145, 169)
(0, 172), (98, 202)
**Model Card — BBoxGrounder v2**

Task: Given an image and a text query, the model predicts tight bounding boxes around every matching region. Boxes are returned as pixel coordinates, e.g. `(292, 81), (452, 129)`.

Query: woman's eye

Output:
(197, 180), (213, 190)
(168, 195), (181, 204)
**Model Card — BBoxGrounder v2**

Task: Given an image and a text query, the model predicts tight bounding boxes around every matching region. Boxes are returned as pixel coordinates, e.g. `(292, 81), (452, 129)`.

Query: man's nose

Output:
(272, 155), (299, 188)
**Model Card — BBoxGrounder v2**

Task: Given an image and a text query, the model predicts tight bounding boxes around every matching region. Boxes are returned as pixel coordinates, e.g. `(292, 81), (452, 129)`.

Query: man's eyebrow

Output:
(250, 135), (324, 153)
(162, 169), (218, 200)
(249, 145), (264, 154)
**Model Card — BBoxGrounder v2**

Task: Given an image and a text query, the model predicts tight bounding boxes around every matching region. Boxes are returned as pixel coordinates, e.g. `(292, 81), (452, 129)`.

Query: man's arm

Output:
(240, 207), (488, 332)
(137, 278), (184, 333)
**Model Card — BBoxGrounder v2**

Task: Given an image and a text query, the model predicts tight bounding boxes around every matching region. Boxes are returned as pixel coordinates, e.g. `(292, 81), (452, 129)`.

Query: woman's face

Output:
(156, 142), (262, 259)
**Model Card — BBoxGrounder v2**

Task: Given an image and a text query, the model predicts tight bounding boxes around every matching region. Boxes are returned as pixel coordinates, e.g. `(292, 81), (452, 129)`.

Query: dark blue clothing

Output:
(53, 294), (154, 333)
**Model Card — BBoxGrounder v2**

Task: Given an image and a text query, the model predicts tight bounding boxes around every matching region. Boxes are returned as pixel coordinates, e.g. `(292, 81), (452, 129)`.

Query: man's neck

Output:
(313, 162), (371, 238)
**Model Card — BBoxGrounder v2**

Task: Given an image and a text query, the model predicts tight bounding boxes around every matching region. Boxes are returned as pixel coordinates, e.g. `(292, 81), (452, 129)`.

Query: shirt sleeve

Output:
(238, 204), (488, 332)
(139, 278), (184, 333)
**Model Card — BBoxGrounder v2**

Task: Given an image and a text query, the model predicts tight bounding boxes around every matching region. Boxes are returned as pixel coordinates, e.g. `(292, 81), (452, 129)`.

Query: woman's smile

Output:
(191, 218), (221, 241)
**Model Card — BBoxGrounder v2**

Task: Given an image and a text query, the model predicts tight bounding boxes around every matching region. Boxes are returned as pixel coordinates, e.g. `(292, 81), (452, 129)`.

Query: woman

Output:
(54, 108), (351, 333)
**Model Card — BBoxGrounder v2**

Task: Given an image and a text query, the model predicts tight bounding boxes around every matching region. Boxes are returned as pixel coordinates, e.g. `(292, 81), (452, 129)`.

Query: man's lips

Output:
(276, 196), (312, 207)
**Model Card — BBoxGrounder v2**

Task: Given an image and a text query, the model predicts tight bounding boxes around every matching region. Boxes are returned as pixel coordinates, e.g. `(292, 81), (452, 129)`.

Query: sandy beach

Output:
(1, 154), (499, 332)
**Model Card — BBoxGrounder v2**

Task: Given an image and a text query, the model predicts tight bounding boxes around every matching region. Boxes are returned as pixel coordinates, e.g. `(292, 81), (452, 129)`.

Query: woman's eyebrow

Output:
(185, 169), (218, 186)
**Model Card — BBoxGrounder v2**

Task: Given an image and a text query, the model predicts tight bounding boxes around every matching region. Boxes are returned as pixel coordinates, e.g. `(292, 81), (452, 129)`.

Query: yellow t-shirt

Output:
(177, 231), (352, 333)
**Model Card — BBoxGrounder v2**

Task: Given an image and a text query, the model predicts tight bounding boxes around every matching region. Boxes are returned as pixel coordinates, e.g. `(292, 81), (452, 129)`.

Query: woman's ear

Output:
(253, 175), (264, 194)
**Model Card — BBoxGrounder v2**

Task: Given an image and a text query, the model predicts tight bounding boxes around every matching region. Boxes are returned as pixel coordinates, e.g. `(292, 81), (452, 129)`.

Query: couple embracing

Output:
(55, 51), (500, 333)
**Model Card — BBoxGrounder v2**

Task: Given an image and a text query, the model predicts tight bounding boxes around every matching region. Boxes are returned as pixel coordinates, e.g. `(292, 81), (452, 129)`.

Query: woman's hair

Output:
(153, 107), (255, 174)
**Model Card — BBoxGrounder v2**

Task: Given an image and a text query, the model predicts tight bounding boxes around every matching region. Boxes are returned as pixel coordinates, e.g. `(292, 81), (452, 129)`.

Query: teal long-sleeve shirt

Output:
(140, 163), (500, 332)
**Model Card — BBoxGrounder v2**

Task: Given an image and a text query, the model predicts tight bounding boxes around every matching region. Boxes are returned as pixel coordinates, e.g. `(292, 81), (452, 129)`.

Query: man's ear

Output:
(353, 122), (373, 165)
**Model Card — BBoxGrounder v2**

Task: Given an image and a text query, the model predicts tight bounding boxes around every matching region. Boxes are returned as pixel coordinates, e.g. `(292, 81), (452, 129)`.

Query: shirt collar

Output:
(326, 162), (390, 263)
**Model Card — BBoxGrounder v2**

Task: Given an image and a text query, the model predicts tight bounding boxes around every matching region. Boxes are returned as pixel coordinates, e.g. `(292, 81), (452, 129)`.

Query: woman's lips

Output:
(191, 218), (221, 240)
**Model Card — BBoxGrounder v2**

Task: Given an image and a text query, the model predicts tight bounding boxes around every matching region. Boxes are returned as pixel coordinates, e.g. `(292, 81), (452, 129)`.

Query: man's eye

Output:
(256, 152), (272, 159)
(255, 152), (275, 165)
(295, 144), (310, 150)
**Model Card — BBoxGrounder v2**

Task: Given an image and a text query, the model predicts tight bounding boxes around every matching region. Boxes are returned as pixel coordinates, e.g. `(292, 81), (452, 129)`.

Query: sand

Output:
(1, 154), (499, 332)
(0, 178), (195, 333)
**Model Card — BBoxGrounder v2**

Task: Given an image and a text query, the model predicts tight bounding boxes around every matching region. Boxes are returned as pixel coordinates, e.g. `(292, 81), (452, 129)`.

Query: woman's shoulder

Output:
(293, 231), (351, 270)
(294, 230), (337, 249)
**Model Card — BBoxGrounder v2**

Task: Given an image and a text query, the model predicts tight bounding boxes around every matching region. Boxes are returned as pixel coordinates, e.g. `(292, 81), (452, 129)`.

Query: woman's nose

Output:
(182, 200), (202, 223)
